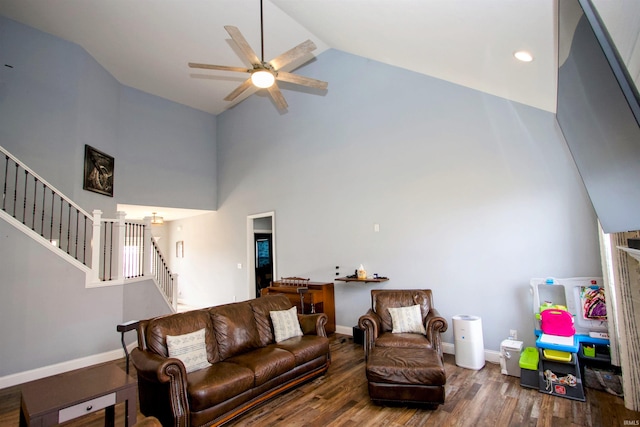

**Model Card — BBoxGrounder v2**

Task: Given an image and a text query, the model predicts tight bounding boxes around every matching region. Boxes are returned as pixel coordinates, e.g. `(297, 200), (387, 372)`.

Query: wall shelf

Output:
(617, 246), (640, 263)
(335, 277), (389, 283)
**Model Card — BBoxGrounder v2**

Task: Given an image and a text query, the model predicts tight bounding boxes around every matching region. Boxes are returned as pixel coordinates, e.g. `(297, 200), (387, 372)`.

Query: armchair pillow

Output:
(388, 305), (426, 334)
(166, 328), (212, 373)
(270, 306), (303, 342)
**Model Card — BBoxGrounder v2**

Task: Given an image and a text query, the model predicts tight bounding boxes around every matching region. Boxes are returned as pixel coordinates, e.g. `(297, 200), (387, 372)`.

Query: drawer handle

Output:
(86, 405), (93, 411)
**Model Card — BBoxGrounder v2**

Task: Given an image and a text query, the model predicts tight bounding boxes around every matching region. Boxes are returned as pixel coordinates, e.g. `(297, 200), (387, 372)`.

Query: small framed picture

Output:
(176, 241), (184, 258)
(83, 145), (114, 197)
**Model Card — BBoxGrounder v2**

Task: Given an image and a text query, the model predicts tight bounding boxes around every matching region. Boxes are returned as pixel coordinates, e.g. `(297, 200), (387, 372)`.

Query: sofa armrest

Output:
(425, 307), (448, 360)
(298, 312), (328, 337)
(131, 348), (190, 427)
(358, 309), (382, 359)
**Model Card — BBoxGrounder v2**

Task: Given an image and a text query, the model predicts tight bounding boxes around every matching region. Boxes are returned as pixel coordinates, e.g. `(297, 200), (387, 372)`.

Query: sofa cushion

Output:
(166, 328), (212, 373)
(373, 290), (433, 333)
(227, 347), (296, 386)
(250, 295), (293, 346)
(388, 305), (426, 334)
(274, 335), (330, 365)
(146, 309), (219, 363)
(210, 302), (261, 360)
(270, 306), (304, 342)
(186, 362), (255, 411)
(375, 332), (432, 350)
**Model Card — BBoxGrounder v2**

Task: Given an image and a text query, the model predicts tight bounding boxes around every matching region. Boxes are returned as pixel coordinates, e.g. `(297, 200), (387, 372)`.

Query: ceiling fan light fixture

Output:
(251, 69), (275, 88)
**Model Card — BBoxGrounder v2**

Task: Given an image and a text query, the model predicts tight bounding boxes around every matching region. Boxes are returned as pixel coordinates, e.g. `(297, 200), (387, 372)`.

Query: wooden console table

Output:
(262, 281), (335, 334)
(20, 363), (137, 427)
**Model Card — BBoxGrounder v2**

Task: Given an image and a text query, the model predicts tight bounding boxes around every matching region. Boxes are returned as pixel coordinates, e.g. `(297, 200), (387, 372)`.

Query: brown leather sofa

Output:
(131, 294), (330, 427)
(358, 289), (448, 406)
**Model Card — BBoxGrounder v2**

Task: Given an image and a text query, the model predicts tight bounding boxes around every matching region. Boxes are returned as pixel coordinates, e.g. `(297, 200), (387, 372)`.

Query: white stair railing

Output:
(1, 145), (92, 266)
(1, 145), (177, 310)
(91, 210), (178, 311)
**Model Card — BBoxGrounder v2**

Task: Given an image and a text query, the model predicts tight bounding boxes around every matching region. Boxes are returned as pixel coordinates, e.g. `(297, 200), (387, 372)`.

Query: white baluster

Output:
(171, 273), (179, 311)
(143, 217), (153, 277)
(90, 209), (102, 284)
(113, 211), (126, 281)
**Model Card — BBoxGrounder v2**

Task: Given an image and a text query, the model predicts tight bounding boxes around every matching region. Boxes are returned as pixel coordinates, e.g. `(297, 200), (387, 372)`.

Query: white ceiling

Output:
(3, 0), (637, 221)
(0, 0), (559, 115)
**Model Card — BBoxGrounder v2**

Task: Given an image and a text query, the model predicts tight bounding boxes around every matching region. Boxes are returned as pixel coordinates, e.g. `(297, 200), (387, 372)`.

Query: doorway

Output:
(247, 212), (276, 299)
(254, 233), (273, 297)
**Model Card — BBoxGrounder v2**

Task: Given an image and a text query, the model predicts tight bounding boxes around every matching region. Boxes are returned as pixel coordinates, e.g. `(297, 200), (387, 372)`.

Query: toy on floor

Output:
(544, 369), (578, 389)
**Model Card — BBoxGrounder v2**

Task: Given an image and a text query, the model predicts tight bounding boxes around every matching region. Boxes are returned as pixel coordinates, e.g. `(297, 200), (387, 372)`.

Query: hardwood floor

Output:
(1, 334), (638, 426)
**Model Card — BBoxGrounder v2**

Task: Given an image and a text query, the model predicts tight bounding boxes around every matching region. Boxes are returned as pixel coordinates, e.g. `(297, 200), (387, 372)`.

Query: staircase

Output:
(0, 145), (177, 311)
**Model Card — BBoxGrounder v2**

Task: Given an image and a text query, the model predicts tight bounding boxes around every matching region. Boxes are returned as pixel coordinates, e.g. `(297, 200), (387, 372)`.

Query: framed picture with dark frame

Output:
(83, 144), (114, 197)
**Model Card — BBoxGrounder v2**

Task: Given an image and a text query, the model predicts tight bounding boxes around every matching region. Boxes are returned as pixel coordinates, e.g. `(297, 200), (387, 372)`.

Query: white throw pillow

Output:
(166, 328), (212, 373)
(388, 305), (426, 334)
(270, 306), (304, 343)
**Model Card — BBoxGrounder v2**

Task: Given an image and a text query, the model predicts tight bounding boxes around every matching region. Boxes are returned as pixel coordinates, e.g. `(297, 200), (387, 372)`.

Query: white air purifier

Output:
(452, 315), (485, 370)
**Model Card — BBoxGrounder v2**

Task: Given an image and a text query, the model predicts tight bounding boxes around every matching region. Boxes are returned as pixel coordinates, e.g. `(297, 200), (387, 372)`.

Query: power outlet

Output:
(509, 329), (518, 340)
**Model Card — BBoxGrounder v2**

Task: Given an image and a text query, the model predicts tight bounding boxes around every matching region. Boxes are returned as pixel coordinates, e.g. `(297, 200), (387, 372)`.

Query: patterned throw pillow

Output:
(388, 305), (427, 334)
(166, 328), (212, 373)
(270, 306), (303, 343)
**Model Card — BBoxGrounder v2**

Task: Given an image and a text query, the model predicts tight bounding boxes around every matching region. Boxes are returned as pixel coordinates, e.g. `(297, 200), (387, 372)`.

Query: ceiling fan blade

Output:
(277, 72), (328, 90)
(188, 63), (249, 73)
(269, 40), (317, 71)
(268, 84), (288, 110)
(224, 78), (254, 102)
(224, 25), (261, 65)
(227, 85), (259, 109)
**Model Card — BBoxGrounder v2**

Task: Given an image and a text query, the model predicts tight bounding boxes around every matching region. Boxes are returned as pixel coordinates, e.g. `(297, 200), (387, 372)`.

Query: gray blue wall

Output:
(0, 16), (217, 215)
(1, 13), (603, 378)
(210, 49), (602, 351)
(0, 219), (120, 374)
(0, 16), (215, 377)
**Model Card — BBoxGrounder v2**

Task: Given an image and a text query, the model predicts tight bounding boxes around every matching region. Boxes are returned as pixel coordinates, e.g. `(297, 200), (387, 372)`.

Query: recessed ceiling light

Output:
(514, 51), (534, 62)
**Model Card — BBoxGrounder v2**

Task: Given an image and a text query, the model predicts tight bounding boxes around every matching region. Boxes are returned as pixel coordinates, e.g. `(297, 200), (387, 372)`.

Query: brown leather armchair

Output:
(358, 289), (448, 360)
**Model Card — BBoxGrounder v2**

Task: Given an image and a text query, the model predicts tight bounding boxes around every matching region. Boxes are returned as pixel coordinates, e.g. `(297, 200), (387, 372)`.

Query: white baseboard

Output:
(0, 343), (136, 389)
(337, 325), (500, 365)
(335, 325), (354, 335)
(441, 343), (500, 364)
(2, 328), (499, 389)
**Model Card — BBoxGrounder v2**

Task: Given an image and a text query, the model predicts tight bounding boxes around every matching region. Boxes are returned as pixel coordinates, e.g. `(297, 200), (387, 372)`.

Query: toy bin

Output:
(578, 343), (611, 368)
(538, 348), (585, 401)
(519, 347), (539, 389)
(578, 342), (614, 382)
(543, 349), (572, 362)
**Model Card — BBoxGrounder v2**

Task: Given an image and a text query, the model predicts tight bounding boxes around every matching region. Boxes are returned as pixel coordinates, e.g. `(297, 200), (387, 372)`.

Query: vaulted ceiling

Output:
(0, 0), (559, 115)
(0, 1), (637, 116)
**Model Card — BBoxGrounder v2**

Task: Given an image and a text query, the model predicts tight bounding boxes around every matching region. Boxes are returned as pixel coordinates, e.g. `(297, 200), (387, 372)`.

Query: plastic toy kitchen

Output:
(524, 277), (611, 401)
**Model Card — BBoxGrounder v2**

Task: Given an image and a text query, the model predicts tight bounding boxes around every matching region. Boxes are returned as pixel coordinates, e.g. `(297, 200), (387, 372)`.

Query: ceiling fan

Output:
(188, 0), (328, 110)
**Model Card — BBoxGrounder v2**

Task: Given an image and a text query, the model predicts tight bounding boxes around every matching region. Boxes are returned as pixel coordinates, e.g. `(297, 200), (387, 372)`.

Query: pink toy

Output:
(540, 309), (575, 337)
